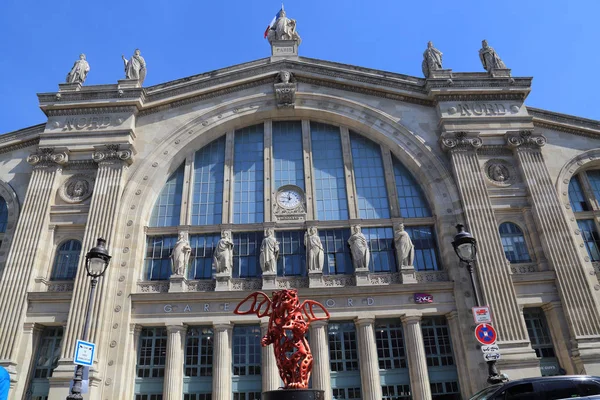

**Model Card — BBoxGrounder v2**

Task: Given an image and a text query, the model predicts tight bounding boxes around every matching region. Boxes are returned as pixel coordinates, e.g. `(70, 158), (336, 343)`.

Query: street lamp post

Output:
(452, 224), (506, 385)
(66, 238), (111, 400)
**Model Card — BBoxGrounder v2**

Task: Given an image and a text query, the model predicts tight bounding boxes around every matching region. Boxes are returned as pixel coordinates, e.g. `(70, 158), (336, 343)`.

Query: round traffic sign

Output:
(475, 323), (497, 345)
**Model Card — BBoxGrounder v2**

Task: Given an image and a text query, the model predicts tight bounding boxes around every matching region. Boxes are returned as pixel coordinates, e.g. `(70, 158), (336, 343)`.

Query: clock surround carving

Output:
(274, 184), (306, 222)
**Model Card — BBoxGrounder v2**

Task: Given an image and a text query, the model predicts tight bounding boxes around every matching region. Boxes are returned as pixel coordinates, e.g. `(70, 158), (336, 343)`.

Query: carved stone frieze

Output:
(26, 148), (69, 168)
(231, 278), (262, 291)
(415, 271), (449, 282)
(506, 130), (546, 149)
(440, 132), (483, 152)
(92, 144), (133, 165)
(58, 174), (95, 203)
(138, 281), (169, 293)
(187, 280), (217, 292)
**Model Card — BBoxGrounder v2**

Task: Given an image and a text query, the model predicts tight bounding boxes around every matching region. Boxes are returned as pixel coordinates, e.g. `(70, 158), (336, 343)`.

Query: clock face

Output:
(277, 189), (302, 209)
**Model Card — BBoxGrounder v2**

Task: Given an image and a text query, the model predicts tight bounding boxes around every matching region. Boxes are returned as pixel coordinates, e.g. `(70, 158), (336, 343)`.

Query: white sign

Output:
(483, 352), (501, 362)
(74, 340), (95, 367)
(481, 344), (500, 353)
(472, 306), (493, 324)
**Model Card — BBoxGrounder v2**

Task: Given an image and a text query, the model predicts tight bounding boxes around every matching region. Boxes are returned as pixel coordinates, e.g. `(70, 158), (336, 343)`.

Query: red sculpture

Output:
(234, 289), (330, 389)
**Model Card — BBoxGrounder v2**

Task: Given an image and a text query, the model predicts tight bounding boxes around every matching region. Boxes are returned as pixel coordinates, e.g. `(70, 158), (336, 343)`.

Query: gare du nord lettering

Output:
(451, 102), (519, 116)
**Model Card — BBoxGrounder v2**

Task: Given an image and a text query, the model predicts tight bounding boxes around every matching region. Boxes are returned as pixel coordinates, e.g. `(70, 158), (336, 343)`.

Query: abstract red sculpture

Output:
(234, 289), (330, 389)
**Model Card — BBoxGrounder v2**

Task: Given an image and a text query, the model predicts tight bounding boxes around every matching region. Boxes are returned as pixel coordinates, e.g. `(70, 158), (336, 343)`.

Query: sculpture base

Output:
(263, 389), (325, 400)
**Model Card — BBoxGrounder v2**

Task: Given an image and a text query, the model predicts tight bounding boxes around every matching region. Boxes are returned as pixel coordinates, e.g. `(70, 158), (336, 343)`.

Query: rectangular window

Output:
(150, 164), (185, 227)
(184, 327), (213, 396)
(332, 388), (361, 399)
(276, 230), (305, 276)
(430, 381), (460, 400)
(311, 122), (349, 221)
(375, 321), (408, 370)
(328, 322), (358, 372)
(421, 317), (460, 400)
(27, 327), (63, 400)
(145, 236), (177, 280)
(382, 385), (411, 400)
(405, 226), (439, 271)
(233, 232), (263, 278)
(569, 176), (589, 212)
(319, 229), (352, 275)
(393, 157), (431, 218)
(233, 326), (262, 376)
(350, 132), (390, 219)
(184, 395), (211, 400)
(577, 219), (600, 261)
(233, 125), (264, 224)
(135, 395), (163, 400)
(363, 227), (396, 273)
(273, 121), (304, 189)
(136, 328), (167, 398)
(189, 234), (219, 280)
(233, 393), (261, 400)
(191, 137), (226, 225)
(524, 308), (561, 376)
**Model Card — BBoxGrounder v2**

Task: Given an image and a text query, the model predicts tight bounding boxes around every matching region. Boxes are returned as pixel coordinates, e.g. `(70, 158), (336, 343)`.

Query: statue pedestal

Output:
(354, 268), (371, 286)
(490, 68), (512, 78)
(400, 265), (417, 284)
(270, 40), (299, 60)
(215, 272), (232, 291)
(308, 271), (324, 288)
(263, 389), (324, 400)
(262, 271), (277, 290)
(58, 82), (82, 92)
(118, 78), (140, 89)
(169, 275), (187, 293)
(428, 69), (453, 79)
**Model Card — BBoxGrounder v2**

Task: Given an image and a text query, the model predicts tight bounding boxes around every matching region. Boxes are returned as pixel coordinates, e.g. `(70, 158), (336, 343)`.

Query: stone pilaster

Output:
(309, 320), (331, 400)
(125, 324), (143, 400)
(402, 315), (431, 400)
(441, 133), (533, 358)
(56, 145), (132, 381)
(163, 325), (186, 400)
(541, 302), (575, 375)
(446, 312), (474, 400)
(213, 323), (233, 400)
(508, 130), (600, 373)
(0, 148), (66, 384)
(355, 318), (382, 400)
(261, 322), (280, 391)
(14, 323), (44, 400)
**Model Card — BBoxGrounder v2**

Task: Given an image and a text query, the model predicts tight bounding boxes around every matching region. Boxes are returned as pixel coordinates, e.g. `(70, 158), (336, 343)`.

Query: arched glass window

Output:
(393, 157), (431, 218)
(150, 164), (184, 227)
(499, 222), (531, 263)
(192, 137), (226, 225)
(273, 121), (304, 189)
(51, 240), (82, 280)
(568, 176), (589, 212)
(233, 125), (264, 224)
(0, 196), (7, 233)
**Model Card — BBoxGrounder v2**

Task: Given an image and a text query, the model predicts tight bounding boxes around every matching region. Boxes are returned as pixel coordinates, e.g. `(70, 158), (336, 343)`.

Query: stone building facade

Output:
(1, 38), (600, 400)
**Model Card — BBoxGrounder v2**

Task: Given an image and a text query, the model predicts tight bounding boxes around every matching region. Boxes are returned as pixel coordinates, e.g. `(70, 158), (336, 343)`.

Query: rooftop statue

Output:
(479, 40), (507, 72)
(66, 54), (90, 84)
(267, 6), (302, 44)
(422, 41), (443, 78)
(122, 49), (147, 85)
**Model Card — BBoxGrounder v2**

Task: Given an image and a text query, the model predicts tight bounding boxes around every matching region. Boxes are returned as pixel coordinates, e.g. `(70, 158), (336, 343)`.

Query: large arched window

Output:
(499, 222), (531, 264)
(51, 240), (82, 280)
(568, 171), (600, 262)
(145, 120), (439, 280)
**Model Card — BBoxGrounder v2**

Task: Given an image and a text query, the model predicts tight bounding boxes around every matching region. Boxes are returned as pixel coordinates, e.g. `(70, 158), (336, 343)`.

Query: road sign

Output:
(475, 323), (497, 345)
(481, 344), (500, 353)
(472, 306), (493, 324)
(74, 340), (95, 367)
(483, 352), (501, 362)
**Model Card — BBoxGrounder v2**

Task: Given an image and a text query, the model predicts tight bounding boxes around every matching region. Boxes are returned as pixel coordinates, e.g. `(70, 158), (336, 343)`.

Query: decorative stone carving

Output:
(267, 6), (301, 44)
(58, 174), (95, 203)
(348, 225), (370, 271)
(92, 144), (133, 164)
(170, 232), (191, 276)
(305, 227), (324, 272)
(440, 132), (483, 151)
(422, 41), (443, 78)
(27, 148), (69, 167)
(213, 230), (234, 275)
(415, 271), (450, 282)
(260, 228), (280, 273)
(231, 278), (262, 291)
(506, 130), (547, 149)
(274, 71), (297, 108)
(479, 40), (507, 72)
(484, 159), (516, 187)
(122, 49), (146, 85)
(394, 224), (414, 267)
(66, 54), (90, 84)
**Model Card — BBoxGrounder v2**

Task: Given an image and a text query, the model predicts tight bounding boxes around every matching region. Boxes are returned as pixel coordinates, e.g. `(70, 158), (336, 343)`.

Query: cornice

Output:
(0, 124), (44, 144)
(45, 106), (138, 117)
(435, 93), (526, 102)
(529, 107), (600, 138)
(0, 138), (40, 155)
(38, 88), (145, 104)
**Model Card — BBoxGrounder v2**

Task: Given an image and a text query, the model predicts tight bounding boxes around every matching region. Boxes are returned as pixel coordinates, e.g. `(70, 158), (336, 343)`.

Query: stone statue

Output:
(489, 164), (509, 182)
(267, 6), (301, 44)
(348, 225), (370, 271)
(122, 49), (147, 85)
(394, 224), (415, 267)
(422, 41), (443, 78)
(479, 40), (507, 72)
(260, 228), (280, 273)
(213, 230), (234, 274)
(278, 70), (292, 84)
(305, 227), (324, 272)
(66, 54), (90, 84)
(170, 232), (191, 276)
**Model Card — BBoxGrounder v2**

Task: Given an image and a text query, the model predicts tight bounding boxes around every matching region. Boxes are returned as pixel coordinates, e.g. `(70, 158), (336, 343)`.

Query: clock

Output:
(274, 185), (306, 222)
(277, 188), (302, 209)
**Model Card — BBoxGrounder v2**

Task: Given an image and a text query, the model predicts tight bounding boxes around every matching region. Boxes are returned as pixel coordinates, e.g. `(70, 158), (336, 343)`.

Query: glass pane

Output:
(392, 157), (431, 218)
(232, 326), (262, 377)
(233, 232), (263, 278)
(188, 234), (220, 280)
(273, 121), (304, 189)
(586, 170), (600, 207)
(191, 137), (226, 225)
(276, 230), (305, 276)
(498, 223), (532, 263)
(150, 164), (185, 227)
(0, 196), (7, 233)
(50, 240), (82, 281)
(319, 229), (351, 275)
(577, 219), (600, 261)
(145, 236), (178, 280)
(569, 176), (589, 212)
(363, 227), (395, 273)
(233, 125), (264, 224)
(404, 226), (439, 271)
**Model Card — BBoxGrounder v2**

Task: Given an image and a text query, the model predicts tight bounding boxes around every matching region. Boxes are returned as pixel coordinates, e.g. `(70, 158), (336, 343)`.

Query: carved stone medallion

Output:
(59, 174), (95, 203)
(483, 159), (515, 187)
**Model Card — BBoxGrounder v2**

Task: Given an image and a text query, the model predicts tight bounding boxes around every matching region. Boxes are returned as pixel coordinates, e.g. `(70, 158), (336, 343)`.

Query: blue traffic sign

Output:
(74, 340), (95, 367)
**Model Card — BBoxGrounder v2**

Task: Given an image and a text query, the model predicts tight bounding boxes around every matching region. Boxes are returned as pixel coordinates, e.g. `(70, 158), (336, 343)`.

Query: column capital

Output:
(130, 323), (143, 335)
(542, 301), (563, 312)
(213, 322), (233, 332)
(165, 324), (187, 334)
(445, 311), (459, 321)
(401, 314), (423, 324)
(440, 131), (482, 152)
(506, 130), (546, 149)
(310, 320), (329, 329)
(92, 144), (133, 166)
(26, 147), (69, 168)
(354, 317), (375, 327)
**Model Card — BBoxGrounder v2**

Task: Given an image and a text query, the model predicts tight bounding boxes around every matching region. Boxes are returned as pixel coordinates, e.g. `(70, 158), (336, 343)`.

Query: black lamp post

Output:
(452, 224), (506, 385)
(67, 238), (111, 400)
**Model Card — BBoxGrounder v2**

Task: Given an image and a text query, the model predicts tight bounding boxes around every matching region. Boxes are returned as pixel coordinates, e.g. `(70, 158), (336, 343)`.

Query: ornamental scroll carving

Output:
(58, 174), (95, 203)
(27, 148), (69, 167)
(274, 70), (296, 108)
(506, 130), (546, 148)
(92, 144), (133, 164)
(440, 132), (483, 152)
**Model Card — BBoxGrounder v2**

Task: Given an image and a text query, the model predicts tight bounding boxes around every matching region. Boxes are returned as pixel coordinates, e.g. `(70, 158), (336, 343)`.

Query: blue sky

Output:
(0, 0), (598, 133)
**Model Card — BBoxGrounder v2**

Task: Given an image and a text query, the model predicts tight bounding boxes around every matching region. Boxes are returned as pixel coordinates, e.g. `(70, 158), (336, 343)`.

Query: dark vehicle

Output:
(469, 376), (600, 400)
